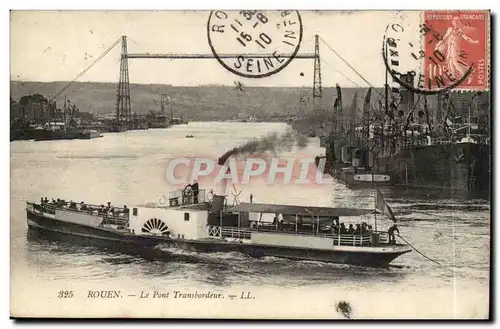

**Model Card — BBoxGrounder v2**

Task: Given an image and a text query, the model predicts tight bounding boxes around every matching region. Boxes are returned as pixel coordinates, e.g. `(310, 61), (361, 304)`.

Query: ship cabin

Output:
(220, 203), (391, 247)
(156, 187), (393, 248)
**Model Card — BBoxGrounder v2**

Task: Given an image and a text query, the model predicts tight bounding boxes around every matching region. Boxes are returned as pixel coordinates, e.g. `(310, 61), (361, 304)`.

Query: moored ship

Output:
(32, 125), (102, 141)
(317, 75), (490, 197)
(377, 134), (490, 195)
(314, 86), (393, 188)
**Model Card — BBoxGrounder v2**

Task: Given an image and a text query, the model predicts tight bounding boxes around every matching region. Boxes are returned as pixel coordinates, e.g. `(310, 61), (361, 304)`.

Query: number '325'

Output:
(58, 290), (74, 298)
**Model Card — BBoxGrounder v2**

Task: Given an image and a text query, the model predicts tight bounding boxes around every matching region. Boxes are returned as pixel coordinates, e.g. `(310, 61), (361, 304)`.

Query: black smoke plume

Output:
(218, 129), (309, 165)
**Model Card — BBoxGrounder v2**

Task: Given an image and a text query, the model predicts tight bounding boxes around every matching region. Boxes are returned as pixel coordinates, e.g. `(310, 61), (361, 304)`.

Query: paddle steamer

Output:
(26, 174), (411, 266)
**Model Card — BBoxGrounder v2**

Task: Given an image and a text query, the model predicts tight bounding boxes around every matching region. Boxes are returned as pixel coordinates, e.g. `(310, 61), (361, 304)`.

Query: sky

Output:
(11, 10), (408, 88)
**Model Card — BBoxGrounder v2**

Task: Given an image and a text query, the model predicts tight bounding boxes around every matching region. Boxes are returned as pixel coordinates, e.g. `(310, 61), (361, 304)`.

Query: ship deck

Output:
(227, 202), (374, 217)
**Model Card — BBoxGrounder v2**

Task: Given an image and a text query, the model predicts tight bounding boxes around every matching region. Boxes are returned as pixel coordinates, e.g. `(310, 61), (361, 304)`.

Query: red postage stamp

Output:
(424, 10), (490, 91)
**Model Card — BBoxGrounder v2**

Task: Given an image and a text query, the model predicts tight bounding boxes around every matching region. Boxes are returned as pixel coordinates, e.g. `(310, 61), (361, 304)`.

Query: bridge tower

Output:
(311, 34), (324, 135)
(116, 35), (132, 129)
(312, 35), (322, 99)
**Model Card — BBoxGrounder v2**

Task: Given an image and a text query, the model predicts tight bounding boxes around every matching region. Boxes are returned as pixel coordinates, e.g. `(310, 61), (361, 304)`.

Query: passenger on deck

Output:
(333, 216), (340, 227)
(354, 224), (361, 235)
(69, 201), (77, 209)
(348, 224), (354, 234)
(40, 197), (44, 204)
(361, 222), (368, 235)
(192, 180), (199, 204)
(278, 217), (285, 229)
(44, 197), (49, 203)
(332, 222), (338, 234)
(388, 224), (399, 245)
(80, 202), (87, 211)
(183, 183), (193, 204)
(123, 205), (129, 214)
(272, 214), (278, 226)
(340, 223), (347, 234)
(51, 199), (56, 204)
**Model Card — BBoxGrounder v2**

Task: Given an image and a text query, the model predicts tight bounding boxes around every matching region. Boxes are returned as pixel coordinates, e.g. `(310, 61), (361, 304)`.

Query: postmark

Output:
(207, 10), (303, 78)
(382, 10), (489, 94)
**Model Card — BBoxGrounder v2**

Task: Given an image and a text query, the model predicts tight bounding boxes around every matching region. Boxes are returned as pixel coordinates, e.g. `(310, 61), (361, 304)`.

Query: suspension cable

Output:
(50, 37), (122, 101)
(321, 57), (361, 87)
(318, 36), (383, 98)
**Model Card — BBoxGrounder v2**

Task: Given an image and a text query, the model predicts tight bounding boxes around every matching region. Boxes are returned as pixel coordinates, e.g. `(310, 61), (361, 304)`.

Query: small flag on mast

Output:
(375, 188), (396, 222)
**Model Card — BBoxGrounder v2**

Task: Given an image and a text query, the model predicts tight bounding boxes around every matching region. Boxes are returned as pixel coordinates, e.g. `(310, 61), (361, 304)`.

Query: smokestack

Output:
(210, 162), (230, 213)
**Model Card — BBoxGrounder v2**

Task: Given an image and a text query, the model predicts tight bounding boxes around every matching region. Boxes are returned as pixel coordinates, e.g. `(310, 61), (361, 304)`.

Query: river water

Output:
(10, 122), (490, 319)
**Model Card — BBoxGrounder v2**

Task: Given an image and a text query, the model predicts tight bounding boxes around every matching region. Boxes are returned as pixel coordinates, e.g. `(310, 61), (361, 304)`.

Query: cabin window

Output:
(184, 213), (190, 221)
(133, 208), (138, 216)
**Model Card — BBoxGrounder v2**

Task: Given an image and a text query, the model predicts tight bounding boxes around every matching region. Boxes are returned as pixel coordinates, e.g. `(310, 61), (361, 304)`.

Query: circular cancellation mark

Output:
(207, 10), (303, 78)
(382, 11), (487, 95)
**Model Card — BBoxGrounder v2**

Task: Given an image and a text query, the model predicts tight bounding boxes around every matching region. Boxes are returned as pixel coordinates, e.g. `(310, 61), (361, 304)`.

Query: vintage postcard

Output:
(10, 10), (491, 319)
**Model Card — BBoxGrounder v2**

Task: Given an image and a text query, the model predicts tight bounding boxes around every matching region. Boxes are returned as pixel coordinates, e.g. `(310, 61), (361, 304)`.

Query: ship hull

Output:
(10, 128), (36, 141)
(148, 123), (171, 129)
(381, 142), (490, 197)
(32, 130), (101, 141)
(335, 172), (392, 189)
(319, 134), (490, 196)
(165, 239), (410, 267)
(26, 210), (167, 249)
(314, 156), (392, 189)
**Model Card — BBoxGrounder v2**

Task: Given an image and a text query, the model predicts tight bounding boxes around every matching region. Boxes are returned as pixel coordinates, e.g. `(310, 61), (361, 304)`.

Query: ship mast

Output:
(362, 88), (372, 147)
(382, 46), (388, 157)
(372, 171), (377, 234)
(160, 93), (165, 114)
(170, 97), (174, 123)
(63, 96), (67, 133)
(424, 96), (432, 134)
(467, 98), (472, 138)
(349, 92), (358, 143)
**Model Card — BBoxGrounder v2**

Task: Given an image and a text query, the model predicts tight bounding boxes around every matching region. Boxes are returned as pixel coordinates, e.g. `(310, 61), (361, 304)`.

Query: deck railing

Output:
(207, 225), (389, 246)
(207, 226), (251, 240)
(332, 234), (371, 246)
(400, 137), (454, 149)
(26, 201), (129, 227)
(377, 231), (389, 243)
(168, 189), (206, 207)
(399, 135), (489, 150)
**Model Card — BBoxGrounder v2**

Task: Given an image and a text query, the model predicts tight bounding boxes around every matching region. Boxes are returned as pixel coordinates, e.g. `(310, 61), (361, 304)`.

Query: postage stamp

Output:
(424, 10), (489, 91)
(383, 10), (490, 94)
(9, 10), (491, 320)
(207, 10), (303, 78)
